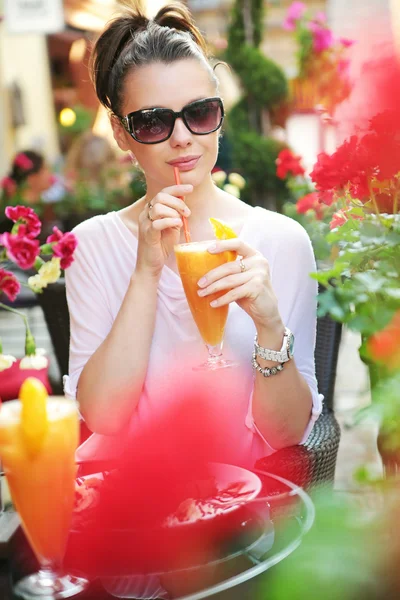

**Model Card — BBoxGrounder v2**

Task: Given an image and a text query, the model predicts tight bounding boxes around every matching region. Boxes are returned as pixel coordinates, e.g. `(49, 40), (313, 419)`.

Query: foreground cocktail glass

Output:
(0, 396), (88, 599)
(175, 240), (237, 370)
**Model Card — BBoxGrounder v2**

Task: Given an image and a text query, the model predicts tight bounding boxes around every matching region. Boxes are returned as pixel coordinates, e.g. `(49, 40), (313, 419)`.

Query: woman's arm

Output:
(196, 219), (318, 450)
(251, 320), (312, 449)
(77, 270), (159, 435)
(67, 184), (192, 435)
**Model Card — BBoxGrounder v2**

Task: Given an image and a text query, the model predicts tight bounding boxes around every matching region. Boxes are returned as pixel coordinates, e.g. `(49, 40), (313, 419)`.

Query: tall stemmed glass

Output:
(175, 240), (237, 370)
(0, 381), (88, 599)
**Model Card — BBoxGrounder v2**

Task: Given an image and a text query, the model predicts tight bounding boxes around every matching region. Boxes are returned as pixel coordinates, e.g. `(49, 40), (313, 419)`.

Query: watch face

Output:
(289, 333), (295, 357)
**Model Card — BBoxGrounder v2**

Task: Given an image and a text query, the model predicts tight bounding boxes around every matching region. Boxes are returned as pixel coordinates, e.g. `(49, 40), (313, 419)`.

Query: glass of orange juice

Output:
(0, 378), (88, 599)
(175, 239), (237, 370)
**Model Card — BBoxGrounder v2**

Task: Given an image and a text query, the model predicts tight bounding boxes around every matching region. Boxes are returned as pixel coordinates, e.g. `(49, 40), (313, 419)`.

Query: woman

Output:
(2, 150), (53, 205)
(65, 1), (322, 467)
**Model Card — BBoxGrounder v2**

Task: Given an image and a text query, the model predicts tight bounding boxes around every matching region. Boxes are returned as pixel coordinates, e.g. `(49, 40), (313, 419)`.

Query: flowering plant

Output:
(309, 111), (400, 389)
(276, 149), (336, 262)
(211, 170), (246, 198)
(0, 205), (77, 372)
(284, 2), (354, 114)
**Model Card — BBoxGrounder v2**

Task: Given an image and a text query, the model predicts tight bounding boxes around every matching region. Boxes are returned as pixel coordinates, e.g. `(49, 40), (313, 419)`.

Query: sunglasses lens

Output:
(184, 99), (222, 134)
(130, 110), (174, 143)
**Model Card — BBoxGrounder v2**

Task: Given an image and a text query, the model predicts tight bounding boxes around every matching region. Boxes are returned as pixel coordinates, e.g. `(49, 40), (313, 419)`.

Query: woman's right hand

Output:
(136, 184), (193, 278)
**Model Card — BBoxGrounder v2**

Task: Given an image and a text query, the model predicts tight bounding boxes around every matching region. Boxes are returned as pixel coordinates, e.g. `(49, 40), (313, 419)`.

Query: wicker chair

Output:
(255, 306), (342, 489)
(39, 280), (342, 489)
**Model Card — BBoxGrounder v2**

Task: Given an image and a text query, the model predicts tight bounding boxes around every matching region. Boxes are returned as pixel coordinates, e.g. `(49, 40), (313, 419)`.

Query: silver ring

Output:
(239, 258), (246, 272)
(148, 208), (154, 222)
(148, 201), (154, 210)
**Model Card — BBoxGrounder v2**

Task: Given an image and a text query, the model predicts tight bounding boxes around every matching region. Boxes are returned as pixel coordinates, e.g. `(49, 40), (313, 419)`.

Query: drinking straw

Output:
(173, 166), (191, 242)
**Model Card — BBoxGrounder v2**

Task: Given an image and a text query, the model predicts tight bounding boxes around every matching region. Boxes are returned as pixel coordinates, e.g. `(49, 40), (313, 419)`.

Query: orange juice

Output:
(175, 241), (236, 347)
(0, 398), (78, 565)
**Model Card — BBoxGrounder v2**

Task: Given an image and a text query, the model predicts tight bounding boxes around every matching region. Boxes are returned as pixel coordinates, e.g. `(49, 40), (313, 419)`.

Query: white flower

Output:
(211, 170), (227, 186)
(0, 354), (17, 372)
(28, 257), (61, 293)
(223, 183), (241, 198)
(228, 173), (246, 190)
(20, 348), (48, 370)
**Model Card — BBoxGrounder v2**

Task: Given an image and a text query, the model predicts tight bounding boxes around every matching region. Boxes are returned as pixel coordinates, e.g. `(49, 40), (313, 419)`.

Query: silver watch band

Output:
(255, 343), (283, 362)
(254, 327), (293, 363)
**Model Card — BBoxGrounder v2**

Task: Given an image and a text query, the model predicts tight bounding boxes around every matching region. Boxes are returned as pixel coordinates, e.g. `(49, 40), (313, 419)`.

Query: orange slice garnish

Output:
(209, 218), (238, 262)
(19, 377), (48, 454)
(209, 217), (238, 240)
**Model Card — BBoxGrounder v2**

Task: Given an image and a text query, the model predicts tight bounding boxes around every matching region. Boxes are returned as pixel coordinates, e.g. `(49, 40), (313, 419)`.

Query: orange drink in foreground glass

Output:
(0, 378), (88, 599)
(175, 219), (238, 370)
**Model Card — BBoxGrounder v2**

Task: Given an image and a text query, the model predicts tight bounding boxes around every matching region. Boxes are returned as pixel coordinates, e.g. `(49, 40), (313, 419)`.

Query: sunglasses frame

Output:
(118, 97), (225, 145)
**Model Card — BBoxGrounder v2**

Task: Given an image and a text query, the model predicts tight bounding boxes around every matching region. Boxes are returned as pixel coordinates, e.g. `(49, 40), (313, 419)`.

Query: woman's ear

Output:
(110, 114), (131, 152)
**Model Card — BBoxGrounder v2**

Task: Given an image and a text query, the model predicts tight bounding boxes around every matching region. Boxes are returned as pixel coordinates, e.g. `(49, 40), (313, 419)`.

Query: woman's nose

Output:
(169, 117), (192, 148)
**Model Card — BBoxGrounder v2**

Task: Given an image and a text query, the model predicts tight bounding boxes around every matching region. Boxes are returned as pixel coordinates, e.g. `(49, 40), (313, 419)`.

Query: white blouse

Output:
(64, 206), (323, 468)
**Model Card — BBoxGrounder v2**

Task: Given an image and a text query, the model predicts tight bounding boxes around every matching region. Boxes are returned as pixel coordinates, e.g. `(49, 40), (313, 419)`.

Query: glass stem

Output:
(206, 340), (224, 363)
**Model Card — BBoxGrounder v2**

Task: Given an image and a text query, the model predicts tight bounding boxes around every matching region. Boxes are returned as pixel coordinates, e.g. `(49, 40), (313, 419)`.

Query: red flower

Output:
(51, 232), (78, 269)
(296, 192), (324, 219)
(329, 210), (348, 230)
(329, 209), (364, 230)
(1, 177), (17, 197)
(0, 233), (40, 270)
(5, 206), (41, 239)
(367, 311), (400, 370)
(317, 190), (335, 206)
(0, 268), (21, 302)
(14, 153), (34, 171)
(276, 149), (305, 179)
(310, 136), (360, 194)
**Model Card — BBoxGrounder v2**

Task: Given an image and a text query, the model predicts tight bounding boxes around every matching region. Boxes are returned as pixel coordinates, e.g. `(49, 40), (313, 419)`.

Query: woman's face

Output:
(113, 59), (220, 191)
(28, 165), (53, 193)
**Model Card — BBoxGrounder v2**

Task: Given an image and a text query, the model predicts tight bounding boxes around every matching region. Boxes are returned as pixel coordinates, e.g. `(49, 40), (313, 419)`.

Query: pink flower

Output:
(283, 1), (306, 31)
(0, 233), (40, 270)
(14, 153), (34, 171)
(309, 22), (334, 53)
(313, 11), (326, 24)
(46, 226), (63, 244)
(1, 177), (17, 197)
(340, 37), (355, 48)
(5, 206), (41, 239)
(51, 232), (78, 269)
(0, 268), (21, 302)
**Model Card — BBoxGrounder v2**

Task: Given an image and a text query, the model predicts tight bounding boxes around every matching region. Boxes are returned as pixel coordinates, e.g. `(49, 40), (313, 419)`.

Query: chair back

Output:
(38, 278), (69, 378)
(39, 280), (342, 411)
(314, 285), (342, 410)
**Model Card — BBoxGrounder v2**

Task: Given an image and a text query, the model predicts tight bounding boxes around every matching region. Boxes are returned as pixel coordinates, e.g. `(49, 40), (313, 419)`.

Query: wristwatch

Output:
(254, 327), (295, 363)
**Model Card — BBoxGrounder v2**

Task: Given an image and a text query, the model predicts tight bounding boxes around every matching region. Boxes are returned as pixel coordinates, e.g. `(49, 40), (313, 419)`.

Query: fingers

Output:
(208, 238), (259, 258)
(198, 254), (268, 288)
(198, 270), (253, 297)
(209, 280), (262, 308)
(151, 217), (183, 231)
(153, 187), (192, 216)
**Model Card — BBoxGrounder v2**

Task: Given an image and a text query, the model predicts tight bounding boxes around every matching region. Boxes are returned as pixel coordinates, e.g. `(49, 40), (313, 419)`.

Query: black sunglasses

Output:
(118, 97), (224, 144)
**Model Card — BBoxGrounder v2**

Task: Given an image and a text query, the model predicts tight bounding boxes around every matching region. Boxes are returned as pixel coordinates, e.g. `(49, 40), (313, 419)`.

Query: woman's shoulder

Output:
(251, 206), (311, 243)
(72, 212), (116, 241)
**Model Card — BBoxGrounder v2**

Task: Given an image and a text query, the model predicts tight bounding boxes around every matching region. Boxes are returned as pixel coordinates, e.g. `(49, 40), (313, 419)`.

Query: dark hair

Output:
(10, 150), (44, 185)
(90, 1), (216, 116)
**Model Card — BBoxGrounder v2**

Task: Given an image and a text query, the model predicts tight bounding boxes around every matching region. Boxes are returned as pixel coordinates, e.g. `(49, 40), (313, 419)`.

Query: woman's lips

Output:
(168, 156), (201, 171)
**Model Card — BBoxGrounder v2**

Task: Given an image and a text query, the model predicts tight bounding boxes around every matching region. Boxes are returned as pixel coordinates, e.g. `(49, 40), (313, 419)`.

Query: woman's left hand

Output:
(197, 239), (281, 330)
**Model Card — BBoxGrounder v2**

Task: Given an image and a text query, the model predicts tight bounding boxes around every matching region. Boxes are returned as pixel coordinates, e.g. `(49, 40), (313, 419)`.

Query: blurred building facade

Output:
(0, 0), (398, 178)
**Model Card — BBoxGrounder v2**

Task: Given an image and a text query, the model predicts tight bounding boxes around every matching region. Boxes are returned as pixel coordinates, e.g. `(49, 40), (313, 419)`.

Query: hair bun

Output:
(154, 2), (208, 56)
